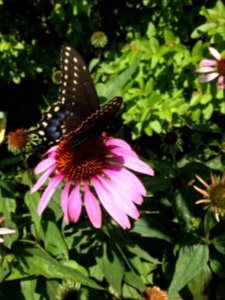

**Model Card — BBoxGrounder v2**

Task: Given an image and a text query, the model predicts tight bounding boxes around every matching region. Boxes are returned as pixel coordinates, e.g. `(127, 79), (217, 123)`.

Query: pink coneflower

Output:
(196, 47), (225, 89)
(194, 173), (225, 222)
(31, 134), (154, 229)
(0, 217), (16, 243)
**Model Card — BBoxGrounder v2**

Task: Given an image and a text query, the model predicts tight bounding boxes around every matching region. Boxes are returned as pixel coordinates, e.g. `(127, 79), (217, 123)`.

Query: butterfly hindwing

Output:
(69, 97), (122, 145)
(32, 101), (70, 142)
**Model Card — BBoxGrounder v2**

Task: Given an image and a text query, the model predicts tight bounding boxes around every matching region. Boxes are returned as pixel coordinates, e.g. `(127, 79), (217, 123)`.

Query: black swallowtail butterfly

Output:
(30, 45), (122, 145)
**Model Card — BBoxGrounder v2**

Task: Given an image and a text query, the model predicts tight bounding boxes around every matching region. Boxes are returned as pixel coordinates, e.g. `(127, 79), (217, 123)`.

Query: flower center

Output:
(209, 183), (225, 209)
(217, 59), (225, 76)
(56, 136), (109, 182)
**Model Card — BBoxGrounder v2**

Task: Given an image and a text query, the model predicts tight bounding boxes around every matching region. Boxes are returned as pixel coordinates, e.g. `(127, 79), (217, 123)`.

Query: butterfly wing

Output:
(59, 45), (99, 130)
(30, 45), (99, 143)
(68, 97), (122, 146)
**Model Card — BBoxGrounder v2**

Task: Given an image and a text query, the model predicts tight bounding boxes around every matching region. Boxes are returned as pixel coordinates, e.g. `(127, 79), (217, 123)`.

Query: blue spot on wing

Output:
(46, 126), (60, 140)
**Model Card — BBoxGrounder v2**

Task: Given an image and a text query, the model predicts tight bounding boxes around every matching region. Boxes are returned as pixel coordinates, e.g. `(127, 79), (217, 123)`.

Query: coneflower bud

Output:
(91, 31), (108, 48)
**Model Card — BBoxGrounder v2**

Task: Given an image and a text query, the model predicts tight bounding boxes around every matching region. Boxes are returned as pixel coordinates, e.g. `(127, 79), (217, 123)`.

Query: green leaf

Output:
(173, 191), (194, 228)
(202, 103), (213, 120)
(191, 23), (217, 38)
(124, 271), (145, 292)
(191, 108), (201, 121)
(63, 260), (88, 276)
(200, 94), (212, 105)
(211, 234), (225, 254)
(131, 217), (173, 242)
(128, 257), (155, 285)
(127, 241), (159, 264)
(192, 40), (203, 56)
(11, 241), (102, 290)
(143, 123), (153, 136)
(204, 211), (217, 236)
(97, 60), (139, 100)
(107, 227), (159, 264)
(20, 278), (40, 300)
(0, 195), (17, 247)
(0, 255), (14, 282)
(122, 282), (143, 300)
(149, 120), (162, 134)
(210, 259), (225, 278)
(149, 37), (160, 53)
(220, 101), (225, 113)
(89, 264), (104, 282)
(46, 280), (60, 300)
(187, 264), (213, 300)
(215, 0), (225, 13)
(146, 22), (156, 39)
(96, 242), (123, 295)
(89, 57), (100, 72)
(44, 221), (68, 259)
(190, 94), (202, 106)
(0, 156), (22, 168)
(168, 244), (209, 299)
(164, 29), (176, 43)
(24, 192), (45, 240)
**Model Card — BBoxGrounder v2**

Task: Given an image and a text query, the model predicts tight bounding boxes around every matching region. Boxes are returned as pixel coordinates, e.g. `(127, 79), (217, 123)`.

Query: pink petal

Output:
(0, 237), (4, 243)
(97, 175), (140, 220)
(83, 182), (102, 228)
(199, 59), (217, 67)
(61, 181), (72, 224)
(209, 47), (221, 60)
(37, 173), (64, 215)
(217, 76), (225, 89)
(31, 165), (57, 193)
(103, 167), (146, 203)
(196, 66), (217, 73)
(106, 137), (134, 152)
(34, 157), (56, 174)
(109, 147), (139, 162)
(110, 147), (154, 175)
(92, 177), (131, 229)
(199, 72), (219, 83)
(0, 228), (16, 234)
(67, 182), (82, 223)
(45, 145), (58, 156)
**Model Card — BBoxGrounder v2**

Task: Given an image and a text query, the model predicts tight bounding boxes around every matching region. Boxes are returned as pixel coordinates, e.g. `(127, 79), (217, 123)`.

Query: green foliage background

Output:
(1, 0), (225, 299)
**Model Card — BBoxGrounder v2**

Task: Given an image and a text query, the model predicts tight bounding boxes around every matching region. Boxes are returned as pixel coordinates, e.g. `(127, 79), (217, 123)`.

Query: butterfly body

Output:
(30, 45), (122, 145)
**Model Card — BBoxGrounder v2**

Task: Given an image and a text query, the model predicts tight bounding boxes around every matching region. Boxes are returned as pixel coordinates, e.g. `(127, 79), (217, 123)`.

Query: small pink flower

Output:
(31, 134), (154, 229)
(196, 47), (225, 89)
(0, 217), (16, 243)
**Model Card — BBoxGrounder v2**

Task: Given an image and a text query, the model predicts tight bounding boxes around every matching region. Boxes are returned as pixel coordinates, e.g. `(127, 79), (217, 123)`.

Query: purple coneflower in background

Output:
(0, 217), (16, 243)
(31, 134), (154, 229)
(196, 47), (225, 89)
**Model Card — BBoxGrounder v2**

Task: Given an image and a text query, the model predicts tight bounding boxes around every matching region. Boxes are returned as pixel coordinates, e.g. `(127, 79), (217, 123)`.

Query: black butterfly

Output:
(30, 45), (122, 145)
